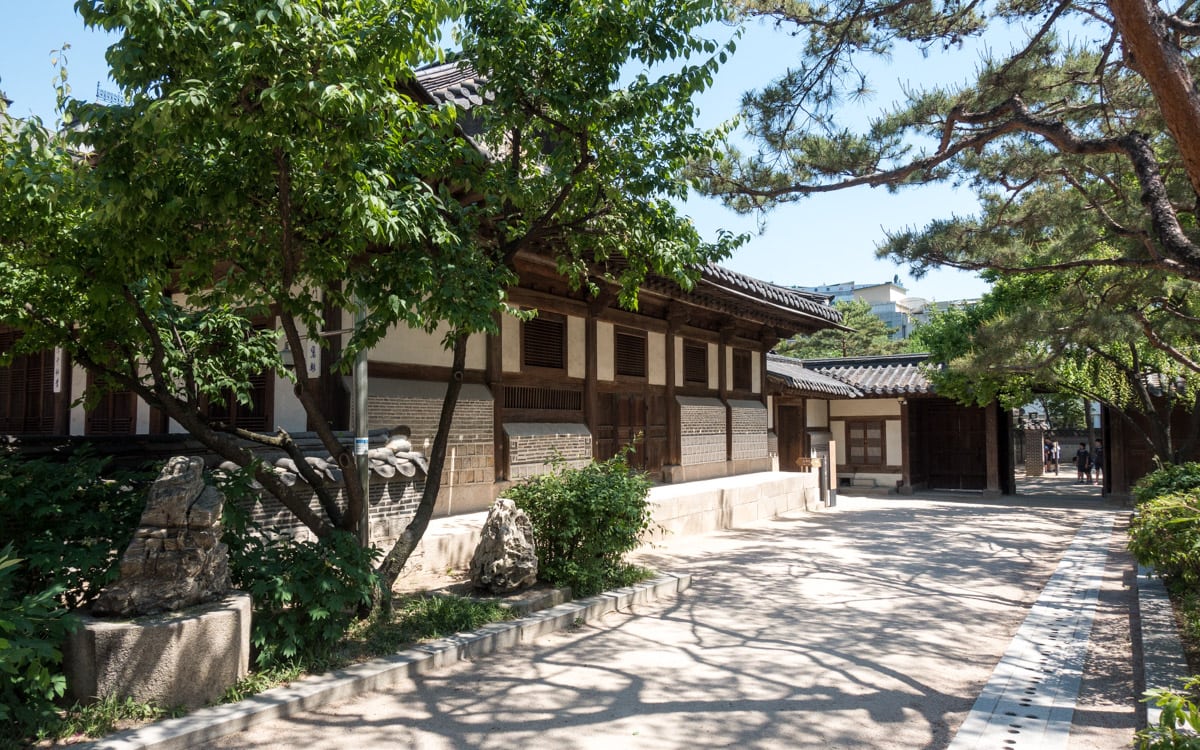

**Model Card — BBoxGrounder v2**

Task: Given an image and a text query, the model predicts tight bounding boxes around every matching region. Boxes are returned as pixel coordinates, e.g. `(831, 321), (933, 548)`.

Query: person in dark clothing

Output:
(1091, 439), (1104, 486)
(1074, 442), (1091, 484)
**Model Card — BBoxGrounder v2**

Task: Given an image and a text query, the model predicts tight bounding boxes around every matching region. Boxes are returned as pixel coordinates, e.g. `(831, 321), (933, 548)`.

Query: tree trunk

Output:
(1108, 0), (1200, 200)
(374, 333), (470, 603)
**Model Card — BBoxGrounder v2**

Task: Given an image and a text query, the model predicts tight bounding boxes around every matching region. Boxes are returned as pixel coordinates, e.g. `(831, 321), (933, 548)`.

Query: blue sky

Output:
(1, 3), (992, 303)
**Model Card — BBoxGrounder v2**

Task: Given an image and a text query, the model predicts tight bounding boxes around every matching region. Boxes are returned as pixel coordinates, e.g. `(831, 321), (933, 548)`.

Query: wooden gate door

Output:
(596, 390), (667, 476)
(777, 405), (806, 471)
(919, 401), (988, 490)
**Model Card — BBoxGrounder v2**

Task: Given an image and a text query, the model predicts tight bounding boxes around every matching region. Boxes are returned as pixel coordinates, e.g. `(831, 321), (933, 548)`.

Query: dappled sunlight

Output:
(212, 493), (1133, 750)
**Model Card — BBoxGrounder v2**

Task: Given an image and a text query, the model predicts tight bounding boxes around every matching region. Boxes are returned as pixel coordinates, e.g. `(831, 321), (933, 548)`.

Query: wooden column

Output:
(665, 307), (684, 468)
(585, 299), (603, 461)
(899, 398), (912, 493)
(487, 312), (506, 481)
(984, 402), (1001, 495)
(720, 326), (733, 463)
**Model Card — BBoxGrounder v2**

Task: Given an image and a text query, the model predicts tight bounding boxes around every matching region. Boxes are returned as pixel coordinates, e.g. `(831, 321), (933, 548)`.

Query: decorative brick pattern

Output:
(1024, 428), (1045, 476)
(679, 397), (726, 466)
(731, 401), (768, 461)
(368, 394), (494, 490)
(237, 475), (425, 547)
(504, 423), (592, 480)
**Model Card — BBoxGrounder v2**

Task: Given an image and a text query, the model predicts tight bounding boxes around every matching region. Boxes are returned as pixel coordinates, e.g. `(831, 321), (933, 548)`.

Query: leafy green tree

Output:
(911, 272), (1200, 462)
(776, 298), (903, 358)
(0, 0), (737, 596)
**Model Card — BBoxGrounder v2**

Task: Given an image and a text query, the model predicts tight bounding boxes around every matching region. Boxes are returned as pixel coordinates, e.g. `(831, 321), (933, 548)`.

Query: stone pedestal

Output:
(64, 592), (251, 709)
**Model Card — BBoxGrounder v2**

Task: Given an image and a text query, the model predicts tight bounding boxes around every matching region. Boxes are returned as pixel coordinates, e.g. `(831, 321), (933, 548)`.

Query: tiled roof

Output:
(413, 61), (487, 108)
(766, 354), (862, 397)
(701, 264), (842, 325)
(802, 353), (934, 396)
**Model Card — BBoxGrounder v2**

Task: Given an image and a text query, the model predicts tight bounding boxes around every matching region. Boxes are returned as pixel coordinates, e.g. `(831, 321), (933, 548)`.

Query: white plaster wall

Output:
(674, 338), (684, 387)
(886, 419), (903, 465)
(273, 373), (307, 432)
(648, 332), (666, 386)
(69, 364), (86, 435)
(372, 322), (485, 370)
(807, 399), (829, 428)
(830, 398), (901, 417)
(766, 395), (774, 429)
(597, 321), (614, 381)
(831, 420), (847, 464)
(502, 313), (520, 373)
(707, 342), (719, 389)
(567, 315), (585, 379)
(752, 352), (762, 394)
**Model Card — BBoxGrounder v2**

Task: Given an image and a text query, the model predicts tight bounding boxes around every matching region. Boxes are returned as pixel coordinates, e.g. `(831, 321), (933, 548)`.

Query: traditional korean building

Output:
(767, 353), (1013, 495)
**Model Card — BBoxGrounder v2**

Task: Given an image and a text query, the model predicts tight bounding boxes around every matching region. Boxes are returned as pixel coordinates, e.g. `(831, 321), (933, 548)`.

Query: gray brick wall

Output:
(504, 423), (592, 480)
(731, 402), (768, 461)
(237, 475), (424, 546)
(679, 398), (726, 466)
(368, 391), (494, 490)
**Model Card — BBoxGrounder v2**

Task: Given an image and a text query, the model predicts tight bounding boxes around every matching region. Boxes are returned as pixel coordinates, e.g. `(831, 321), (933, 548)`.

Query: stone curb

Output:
(1136, 565), (1191, 729)
(83, 573), (692, 750)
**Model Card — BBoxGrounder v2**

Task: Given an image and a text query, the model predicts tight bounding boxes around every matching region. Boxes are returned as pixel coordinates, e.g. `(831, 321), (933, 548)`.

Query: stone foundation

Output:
(64, 592), (251, 709)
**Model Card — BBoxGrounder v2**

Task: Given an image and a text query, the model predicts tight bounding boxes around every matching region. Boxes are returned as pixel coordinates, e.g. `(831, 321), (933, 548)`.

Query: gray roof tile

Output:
(766, 354), (862, 397)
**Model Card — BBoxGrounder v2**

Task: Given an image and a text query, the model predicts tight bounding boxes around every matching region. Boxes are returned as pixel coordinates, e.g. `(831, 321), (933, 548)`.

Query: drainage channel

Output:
(948, 511), (1114, 750)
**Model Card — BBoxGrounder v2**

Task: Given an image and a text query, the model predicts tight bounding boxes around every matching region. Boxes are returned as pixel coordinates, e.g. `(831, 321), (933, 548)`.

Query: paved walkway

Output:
(195, 478), (1137, 750)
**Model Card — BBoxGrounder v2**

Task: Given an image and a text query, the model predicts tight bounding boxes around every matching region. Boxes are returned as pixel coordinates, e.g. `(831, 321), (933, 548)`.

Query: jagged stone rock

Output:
(469, 498), (538, 594)
(92, 457), (232, 617)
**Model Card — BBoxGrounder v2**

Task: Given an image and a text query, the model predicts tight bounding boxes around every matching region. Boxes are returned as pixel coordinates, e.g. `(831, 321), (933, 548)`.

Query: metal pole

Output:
(354, 306), (370, 548)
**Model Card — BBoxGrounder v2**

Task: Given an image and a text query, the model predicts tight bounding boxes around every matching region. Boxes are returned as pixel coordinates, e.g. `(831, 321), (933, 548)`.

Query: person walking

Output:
(1074, 442), (1091, 484)
(1091, 439), (1104, 486)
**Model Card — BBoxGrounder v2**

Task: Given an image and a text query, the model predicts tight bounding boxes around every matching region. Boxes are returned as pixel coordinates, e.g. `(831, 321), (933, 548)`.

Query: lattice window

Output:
(85, 372), (136, 436)
(846, 419), (884, 466)
(0, 330), (56, 435)
(683, 342), (707, 385)
(615, 330), (647, 378)
(522, 314), (565, 370)
(504, 385), (583, 411)
(207, 371), (271, 432)
(732, 349), (752, 391)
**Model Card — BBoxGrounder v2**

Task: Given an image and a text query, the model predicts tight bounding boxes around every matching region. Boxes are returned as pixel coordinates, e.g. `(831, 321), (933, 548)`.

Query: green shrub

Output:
(1139, 677), (1200, 749)
(0, 549), (76, 747)
(0, 447), (148, 609)
(223, 492), (380, 669)
(507, 448), (655, 597)
(1134, 463), (1200, 505)
(1129, 491), (1200, 586)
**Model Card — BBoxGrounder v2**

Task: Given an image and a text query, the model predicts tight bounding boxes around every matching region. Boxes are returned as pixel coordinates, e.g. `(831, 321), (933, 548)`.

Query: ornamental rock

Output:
(92, 456), (232, 617)
(469, 498), (538, 594)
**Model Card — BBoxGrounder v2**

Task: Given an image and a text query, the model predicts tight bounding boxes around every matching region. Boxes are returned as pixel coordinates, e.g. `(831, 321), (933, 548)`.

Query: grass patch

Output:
(24, 696), (186, 748)
(27, 593), (516, 746)
(334, 594), (516, 664)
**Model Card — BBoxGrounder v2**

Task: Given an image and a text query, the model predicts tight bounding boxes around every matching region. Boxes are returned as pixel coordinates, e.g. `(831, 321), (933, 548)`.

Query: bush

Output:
(0, 549), (76, 747)
(223, 491), (380, 669)
(507, 449), (655, 597)
(1134, 463), (1200, 506)
(0, 449), (149, 747)
(0, 447), (148, 609)
(1129, 491), (1200, 587)
(1139, 677), (1200, 749)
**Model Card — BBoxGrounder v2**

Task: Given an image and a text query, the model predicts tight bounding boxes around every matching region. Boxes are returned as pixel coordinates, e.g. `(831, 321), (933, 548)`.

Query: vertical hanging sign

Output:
(306, 340), (321, 377)
(52, 348), (64, 393)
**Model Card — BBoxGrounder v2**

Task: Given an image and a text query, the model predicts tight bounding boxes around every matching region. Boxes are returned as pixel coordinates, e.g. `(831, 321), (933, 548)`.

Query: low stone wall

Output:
(397, 471), (823, 582)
